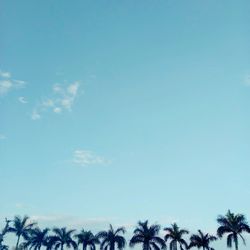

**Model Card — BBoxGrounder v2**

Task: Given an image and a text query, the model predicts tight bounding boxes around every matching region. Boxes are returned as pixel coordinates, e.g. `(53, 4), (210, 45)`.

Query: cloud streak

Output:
(73, 150), (110, 166)
(29, 214), (127, 231)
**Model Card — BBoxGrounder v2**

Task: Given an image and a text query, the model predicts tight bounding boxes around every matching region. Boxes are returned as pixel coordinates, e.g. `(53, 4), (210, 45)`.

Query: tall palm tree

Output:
(129, 220), (166, 250)
(21, 227), (49, 250)
(51, 227), (77, 250)
(164, 223), (189, 250)
(0, 218), (11, 250)
(189, 230), (217, 250)
(97, 224), (126, 250)
(217, 210), (250, 250)
(75, 230), (99, 250)
(8, 216), (37, 250)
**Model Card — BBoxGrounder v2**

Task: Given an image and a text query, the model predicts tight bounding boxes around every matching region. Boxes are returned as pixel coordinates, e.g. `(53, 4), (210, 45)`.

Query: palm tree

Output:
(189, 230), (217, 250)
(75, 230), (99, 250)
(164, 223), (189, 250)
(44, 236), (56, 250)
(97, 224), (126, 250)
(8, 216), (37, 250)
(51, 227), (77, 250)
(0, 244), (9, 250)
(129, 220), (166, 250)
(0, 218), (11, 250)
(21, 227), (49, 250)
(217, 210), (250, 250)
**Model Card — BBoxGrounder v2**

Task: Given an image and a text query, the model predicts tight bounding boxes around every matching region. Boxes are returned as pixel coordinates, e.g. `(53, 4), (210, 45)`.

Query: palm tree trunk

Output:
(110, 242), (114, 250)
(235, 241), (238, 250)
(16, 235), (20, 250)
(234, 234), (238, 250)
(61, 244), (64, 250)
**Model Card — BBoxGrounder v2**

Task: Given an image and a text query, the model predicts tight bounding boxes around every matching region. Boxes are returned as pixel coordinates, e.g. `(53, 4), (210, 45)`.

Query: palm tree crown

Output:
(75, 230), (99, 250)
(129, 220), (166, 250)
(164, 223), (189, 250)
(0, 219), (11, 250)
(51, 227), (77, 250)
(97, 224), (126, 250)
(21, 227), (49, 250)
(217, 210), (250, 250)
(189, 230), (216, 250)
(8, 215), (37, 249)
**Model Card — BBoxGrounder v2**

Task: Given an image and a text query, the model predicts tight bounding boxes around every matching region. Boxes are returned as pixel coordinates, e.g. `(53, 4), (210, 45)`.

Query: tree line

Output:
(0, 210), (249, 250)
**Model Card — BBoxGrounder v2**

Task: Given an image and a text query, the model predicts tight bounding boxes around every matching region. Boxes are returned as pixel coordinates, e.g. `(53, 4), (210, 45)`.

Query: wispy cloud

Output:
(29, 214), (124, 230)
(0, 134), (6, 140)
(0, 70), (26, 96)
(31, 81), (81, 120)
(18, 96), (28, 104)
(15, 203), (25, 209)
(0, 70), (11, 78)
(31, 110), (41, 120)
(73, 150), (110, 166)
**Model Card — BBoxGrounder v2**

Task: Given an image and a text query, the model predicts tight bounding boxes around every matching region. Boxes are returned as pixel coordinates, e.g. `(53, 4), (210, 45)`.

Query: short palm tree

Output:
(21, 227), (49, 250)
(164, 223), (189, 250)
(97, 224), (126, 250)
(189, 230), (217, 250)
(75, 230), (99, 250)
(44, 236), (56, 250)
(130, 220), (166, 250)
(217, 210), (250, 250)
(0, 244), (9, 250)
(51, 227), (77, 250)
(8, 215), (37, 249)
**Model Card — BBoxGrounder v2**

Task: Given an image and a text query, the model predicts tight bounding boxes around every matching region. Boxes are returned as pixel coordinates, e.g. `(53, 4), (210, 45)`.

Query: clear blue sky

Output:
(1, 0), (250, 249)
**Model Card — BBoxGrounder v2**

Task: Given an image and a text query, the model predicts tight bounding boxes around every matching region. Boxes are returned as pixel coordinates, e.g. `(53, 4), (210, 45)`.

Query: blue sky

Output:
(1, 0), (250, 249)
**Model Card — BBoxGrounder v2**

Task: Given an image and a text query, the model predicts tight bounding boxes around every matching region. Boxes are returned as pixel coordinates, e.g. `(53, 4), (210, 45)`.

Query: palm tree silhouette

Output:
(97, 224), (126, 250)
(44, 236), (56, 250)
(51, 227), (77, 250)
(217, 210), (250, 250)
(129, 220), (166, 250)
(0, 218), (11, 250)
(8, 215), (37, 250)
(164, 223), (189, 250)
(75, 230), (99, 250)
(21, 227), (49, 250)
(189, 230), (216, 250)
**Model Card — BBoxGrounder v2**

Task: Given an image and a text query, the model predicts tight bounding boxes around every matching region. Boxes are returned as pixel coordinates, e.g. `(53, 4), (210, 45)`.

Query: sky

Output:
(1, 0), (250, 249)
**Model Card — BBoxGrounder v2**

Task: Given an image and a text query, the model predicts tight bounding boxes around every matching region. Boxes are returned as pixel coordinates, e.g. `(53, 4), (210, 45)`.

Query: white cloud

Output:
(15, 203), (25, 209)
(67, 82), (79, 96)
(0, 80), (12, 95)
(31, 110), (41, 120)
(73, 150), (110, 166)
(0, 134), (6, 140)
(31, 81), (81, 120)
(0, 70), (11, 78)
(0, 70), (26, 96)
(18, 96), (28, 104)
(53, 84), (62, 93)
(29, 214), (119, 230)
(53, 107), (62, 113)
